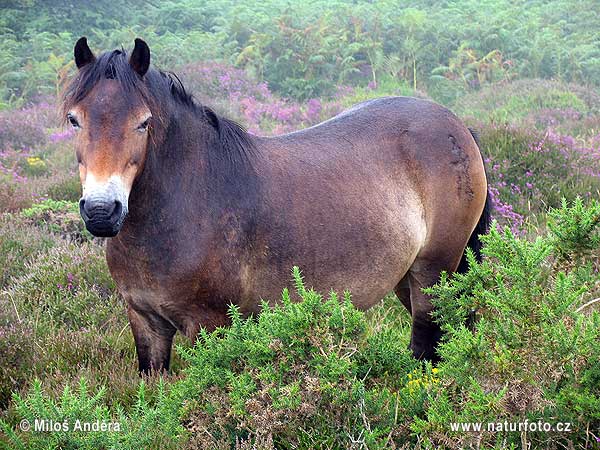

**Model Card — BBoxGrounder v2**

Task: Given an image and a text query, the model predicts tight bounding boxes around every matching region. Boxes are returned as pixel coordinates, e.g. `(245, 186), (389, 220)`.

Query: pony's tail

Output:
(456, 128), (492, 275)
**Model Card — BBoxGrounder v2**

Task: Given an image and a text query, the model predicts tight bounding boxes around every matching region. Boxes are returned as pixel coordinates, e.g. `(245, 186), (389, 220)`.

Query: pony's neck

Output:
(126, 109), (212, 223)
(125, 106), (260, 232)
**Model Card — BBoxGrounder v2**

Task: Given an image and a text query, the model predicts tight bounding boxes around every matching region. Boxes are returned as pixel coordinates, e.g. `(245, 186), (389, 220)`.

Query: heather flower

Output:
(306, 98), (322, 123)
(0, 102), (53, 150)
(49, 129), (74, 143)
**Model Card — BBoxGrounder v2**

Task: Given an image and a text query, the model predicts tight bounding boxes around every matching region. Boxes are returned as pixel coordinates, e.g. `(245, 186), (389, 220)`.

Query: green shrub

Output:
(421, 198), (600, 448)
(1, 379), (181, 450)
(175, 267), (421, 449)
(21, 199), (78, 218)
(547, 196), (600, 262)
(21, 199), (92, 243)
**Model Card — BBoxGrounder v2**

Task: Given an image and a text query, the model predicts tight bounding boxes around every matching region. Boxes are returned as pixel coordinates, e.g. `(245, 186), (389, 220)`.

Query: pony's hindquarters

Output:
(398, 112), (489, 361)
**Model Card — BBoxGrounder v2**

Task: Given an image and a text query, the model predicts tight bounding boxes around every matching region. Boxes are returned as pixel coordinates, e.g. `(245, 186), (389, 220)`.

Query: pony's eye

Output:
(67, 113), (80, 129)
(137, 118), (150, 132)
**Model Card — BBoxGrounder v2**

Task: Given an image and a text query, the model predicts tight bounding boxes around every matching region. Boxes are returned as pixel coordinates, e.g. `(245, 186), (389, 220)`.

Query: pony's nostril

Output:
(79, 198), (89, 219)
(112, 200), (123, 219)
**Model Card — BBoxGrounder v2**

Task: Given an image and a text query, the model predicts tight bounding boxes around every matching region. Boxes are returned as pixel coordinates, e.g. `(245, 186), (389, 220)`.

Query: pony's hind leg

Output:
(406, 246), (466, 362)
(406, 269), (443, 362)
(394, 275), (411, 315)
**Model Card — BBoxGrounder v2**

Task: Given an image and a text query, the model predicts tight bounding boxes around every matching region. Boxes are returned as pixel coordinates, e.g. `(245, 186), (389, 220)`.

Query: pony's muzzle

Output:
(79, 175), (130, 237)
(79, 197), (125, 237)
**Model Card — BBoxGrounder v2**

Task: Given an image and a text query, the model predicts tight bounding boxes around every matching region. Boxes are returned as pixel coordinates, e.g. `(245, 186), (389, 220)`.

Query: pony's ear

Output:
(74, 37), (95, 69)
(129, 38), (150, 77)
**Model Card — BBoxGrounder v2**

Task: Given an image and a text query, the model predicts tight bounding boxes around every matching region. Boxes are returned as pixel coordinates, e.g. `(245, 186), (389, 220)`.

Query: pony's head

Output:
(63, 37), (257, 237)
(63, 37), (155, 237)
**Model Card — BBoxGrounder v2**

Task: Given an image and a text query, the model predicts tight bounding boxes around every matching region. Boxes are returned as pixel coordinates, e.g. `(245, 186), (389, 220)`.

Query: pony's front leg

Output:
(127, 304), (176, 374)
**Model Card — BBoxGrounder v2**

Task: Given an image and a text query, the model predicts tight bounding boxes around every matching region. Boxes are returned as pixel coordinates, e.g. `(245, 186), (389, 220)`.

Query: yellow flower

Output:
(27, 156), (46, 168)
(405, 367), (440, 393)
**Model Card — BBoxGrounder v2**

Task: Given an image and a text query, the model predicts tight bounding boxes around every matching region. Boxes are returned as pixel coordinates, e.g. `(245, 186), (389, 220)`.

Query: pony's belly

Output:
(241, 221), (424, 312)
(240, 181), (426, 311)
(117, 281), (229, 337)
(241, 255), (413, 312)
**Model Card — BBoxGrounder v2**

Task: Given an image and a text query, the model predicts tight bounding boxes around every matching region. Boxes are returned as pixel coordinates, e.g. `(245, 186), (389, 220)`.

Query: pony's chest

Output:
(105, 236), (242, 334)
(105, 236), (204, 296)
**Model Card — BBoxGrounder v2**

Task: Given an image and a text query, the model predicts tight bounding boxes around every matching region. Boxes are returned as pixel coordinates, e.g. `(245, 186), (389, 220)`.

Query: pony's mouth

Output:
(80, 199), (127, 237)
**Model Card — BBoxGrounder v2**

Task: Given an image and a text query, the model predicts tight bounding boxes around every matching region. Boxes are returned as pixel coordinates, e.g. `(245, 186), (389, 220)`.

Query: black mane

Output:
(61, 49), (256, 169)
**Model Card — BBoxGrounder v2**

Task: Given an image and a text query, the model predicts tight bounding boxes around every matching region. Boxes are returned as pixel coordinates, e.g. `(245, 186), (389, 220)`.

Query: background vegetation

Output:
(0, 0), (599, 448)
(2, 0), (600, 105)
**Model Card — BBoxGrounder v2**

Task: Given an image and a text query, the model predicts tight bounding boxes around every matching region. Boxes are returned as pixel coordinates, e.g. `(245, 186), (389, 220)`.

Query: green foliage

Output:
(423, 199), (600, 448)
(21, 199), (92, 243)
(2, 0), (600, 103)
(21, 198), (78, 218)
(547, 197), (600, 261)
(1, 379), (181, 450)
(174, 267), (420, 448)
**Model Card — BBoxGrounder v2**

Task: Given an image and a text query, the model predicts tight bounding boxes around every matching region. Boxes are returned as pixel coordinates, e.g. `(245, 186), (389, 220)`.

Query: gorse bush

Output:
(547, 196), (600, 262)
(420, 200), (600, 449)
(1, 379), (179, 450)
(175, 267), (420, 449)
(3, 199), (600, 449)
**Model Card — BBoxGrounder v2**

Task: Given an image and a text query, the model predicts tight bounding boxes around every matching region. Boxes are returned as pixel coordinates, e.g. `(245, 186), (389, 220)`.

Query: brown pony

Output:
(63, 38), (490, 373)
